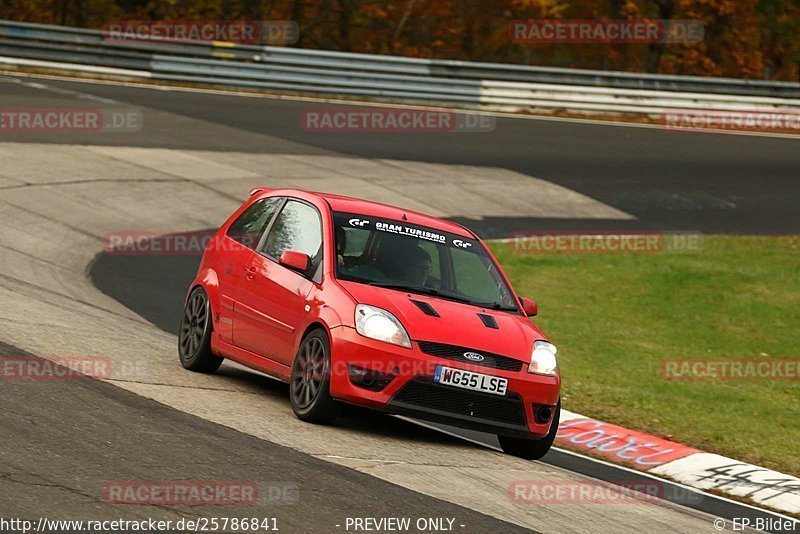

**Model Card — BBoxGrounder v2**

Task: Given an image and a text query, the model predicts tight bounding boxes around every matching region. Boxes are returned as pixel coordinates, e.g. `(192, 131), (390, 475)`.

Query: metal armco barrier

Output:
(2, 19), (800, 115)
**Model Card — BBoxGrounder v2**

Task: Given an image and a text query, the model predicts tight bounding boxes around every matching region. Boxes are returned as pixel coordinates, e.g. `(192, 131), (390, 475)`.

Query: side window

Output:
(226, 197), (282, 249)
(262, 200), (323, 277)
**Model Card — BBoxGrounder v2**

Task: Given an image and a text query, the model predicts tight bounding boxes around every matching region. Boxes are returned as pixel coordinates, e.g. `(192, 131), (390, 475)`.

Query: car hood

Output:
(339, 280), (546, 363)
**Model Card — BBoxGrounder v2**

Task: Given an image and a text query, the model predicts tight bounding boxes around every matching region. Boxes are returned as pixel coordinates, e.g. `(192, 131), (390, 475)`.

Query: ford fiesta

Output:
(179, 189), (561, 459)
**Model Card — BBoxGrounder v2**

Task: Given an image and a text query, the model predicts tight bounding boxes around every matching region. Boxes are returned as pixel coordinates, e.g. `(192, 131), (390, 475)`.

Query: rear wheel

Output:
(499, 400), (560, 460)
(289, 329), (340, 424)
(178, 287), (223, 373)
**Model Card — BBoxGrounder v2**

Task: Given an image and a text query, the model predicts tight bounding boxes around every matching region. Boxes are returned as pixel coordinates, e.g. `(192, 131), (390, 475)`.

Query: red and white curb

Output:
(558, 410), (800, 515)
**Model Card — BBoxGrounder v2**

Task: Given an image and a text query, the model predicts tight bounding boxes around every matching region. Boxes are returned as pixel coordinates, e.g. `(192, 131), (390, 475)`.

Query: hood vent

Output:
(477, 313), (499, 329)
(410, 299), (439, 317)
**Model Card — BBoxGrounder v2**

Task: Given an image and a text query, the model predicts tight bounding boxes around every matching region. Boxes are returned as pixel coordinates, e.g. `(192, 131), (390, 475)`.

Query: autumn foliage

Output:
(2, 0), (798, 81)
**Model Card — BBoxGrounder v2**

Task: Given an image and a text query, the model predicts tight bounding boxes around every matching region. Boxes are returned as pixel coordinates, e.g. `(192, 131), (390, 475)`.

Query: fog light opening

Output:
(534, 404), (554, 424)
(347, 365), (396, 392)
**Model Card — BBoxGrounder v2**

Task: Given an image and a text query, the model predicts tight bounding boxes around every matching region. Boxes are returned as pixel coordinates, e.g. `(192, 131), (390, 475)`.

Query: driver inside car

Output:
(399, 246), (432, 286)
(345, 237), (433, 287)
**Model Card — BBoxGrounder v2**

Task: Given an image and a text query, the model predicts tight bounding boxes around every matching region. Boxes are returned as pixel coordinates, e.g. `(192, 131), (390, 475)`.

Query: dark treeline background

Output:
(2, 0), (799, 80)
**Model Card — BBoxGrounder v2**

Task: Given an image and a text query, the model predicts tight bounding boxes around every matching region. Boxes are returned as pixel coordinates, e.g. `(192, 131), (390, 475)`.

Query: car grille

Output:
(416, 341), (524, 372)
(391, 379), (526, 427)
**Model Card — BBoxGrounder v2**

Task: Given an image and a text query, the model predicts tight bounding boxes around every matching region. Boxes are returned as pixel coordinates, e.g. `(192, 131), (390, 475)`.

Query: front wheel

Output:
(499, 400), (560, 460)
(289, 329), (340, 424)
(178, 287), (223, 373)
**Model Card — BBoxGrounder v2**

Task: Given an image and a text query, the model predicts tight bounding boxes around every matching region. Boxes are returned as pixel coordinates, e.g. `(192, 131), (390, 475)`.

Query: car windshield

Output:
(333, 212), (518, 311)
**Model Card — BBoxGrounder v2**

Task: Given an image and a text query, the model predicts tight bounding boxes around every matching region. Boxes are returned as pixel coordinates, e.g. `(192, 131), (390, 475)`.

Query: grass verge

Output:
(490, 235), (800, 476)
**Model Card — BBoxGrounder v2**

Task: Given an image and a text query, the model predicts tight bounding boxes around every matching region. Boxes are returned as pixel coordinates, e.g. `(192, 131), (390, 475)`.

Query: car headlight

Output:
(355, 304), (411, 349)
(528, 340), (558, 376)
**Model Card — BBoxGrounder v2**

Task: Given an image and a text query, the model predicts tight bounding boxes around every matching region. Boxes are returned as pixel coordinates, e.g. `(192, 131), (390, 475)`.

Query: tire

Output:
(499, 400), (560, 460)
(178, 287), (223, 373)
(289, 328), (340, 424)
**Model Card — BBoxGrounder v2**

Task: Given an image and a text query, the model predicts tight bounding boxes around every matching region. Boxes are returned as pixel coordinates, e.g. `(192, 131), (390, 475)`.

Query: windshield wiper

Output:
(367, 283), (473, 304)
(472, 301), (520, 312)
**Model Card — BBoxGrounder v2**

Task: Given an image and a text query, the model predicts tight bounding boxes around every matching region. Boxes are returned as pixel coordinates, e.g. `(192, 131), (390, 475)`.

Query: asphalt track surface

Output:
(0, 340), (535, 533)
(1, 71), (797, 533)
(2, 74), (800, 235)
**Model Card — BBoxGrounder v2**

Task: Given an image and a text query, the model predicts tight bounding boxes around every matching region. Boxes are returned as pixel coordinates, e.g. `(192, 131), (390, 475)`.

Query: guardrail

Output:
(2, 19), (800, 115)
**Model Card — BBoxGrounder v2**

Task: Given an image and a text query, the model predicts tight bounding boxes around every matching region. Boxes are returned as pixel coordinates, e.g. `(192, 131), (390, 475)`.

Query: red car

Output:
(179, 189), (561, 459)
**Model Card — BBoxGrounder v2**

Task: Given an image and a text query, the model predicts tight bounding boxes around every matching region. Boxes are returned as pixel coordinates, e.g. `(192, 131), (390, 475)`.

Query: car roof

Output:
(257, 188), (475, 238)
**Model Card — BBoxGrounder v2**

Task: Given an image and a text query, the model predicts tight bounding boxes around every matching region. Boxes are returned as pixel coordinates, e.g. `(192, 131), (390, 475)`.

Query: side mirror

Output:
(520, 297), (538, 317)
(279, 250), (310, 273)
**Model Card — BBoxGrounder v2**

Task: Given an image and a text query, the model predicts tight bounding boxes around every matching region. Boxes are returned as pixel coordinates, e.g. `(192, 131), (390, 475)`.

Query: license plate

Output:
(433, 365), (508, 396)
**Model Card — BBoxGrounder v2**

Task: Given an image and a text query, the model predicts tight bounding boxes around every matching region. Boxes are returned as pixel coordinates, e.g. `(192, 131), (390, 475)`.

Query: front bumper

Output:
(329, 326), (560, 438)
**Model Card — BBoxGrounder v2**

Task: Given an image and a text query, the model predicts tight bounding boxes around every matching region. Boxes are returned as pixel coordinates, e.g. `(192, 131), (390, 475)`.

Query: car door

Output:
(215, 196), (283, 343)
(233, 199), (323, 364)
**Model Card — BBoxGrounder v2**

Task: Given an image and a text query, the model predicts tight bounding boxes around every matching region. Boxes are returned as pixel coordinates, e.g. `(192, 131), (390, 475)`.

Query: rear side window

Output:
(262, 199), (323, 279)
(226, 197), (282, 249)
